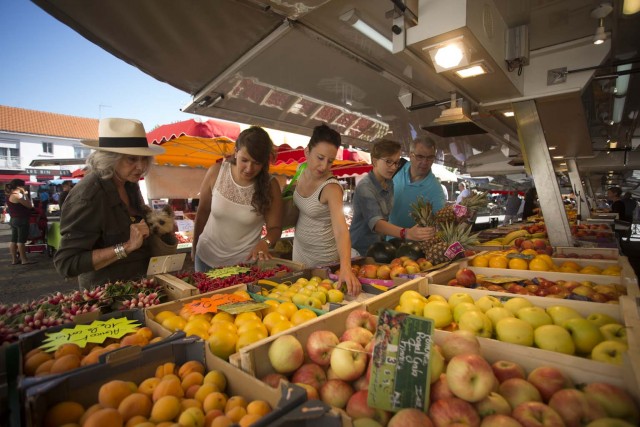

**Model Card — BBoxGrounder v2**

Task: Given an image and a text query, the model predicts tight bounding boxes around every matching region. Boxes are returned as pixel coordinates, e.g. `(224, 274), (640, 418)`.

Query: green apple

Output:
(298, 288), (313, 297)
(587, 313), (619, 328)
(311, 291), (327, 305)
(447, 292), (475, 309)
(516, 306), (553, 329)
(453, 302), (481, 323)
(591, 340), (628, 365)
(495, 317), (534, 346)
(292, 293), (309, 306)
(400, 290), (427, 306)
(475, 295), (503, 313)
(599, 323), (627, 344)
(423, 301), (453, 328)
(503, 297), (533, 315)
(427, 294), (447, 303)
(485, 307), (515, 328)
(458, 310), (493, 338)
(534, 324), (575, 355)
(327, 289), (344, 303)
(546, 306), (583, 327)
(399, 297), (426, 316)
(305, 297), (323, 309)
(564, 317), (605, 354)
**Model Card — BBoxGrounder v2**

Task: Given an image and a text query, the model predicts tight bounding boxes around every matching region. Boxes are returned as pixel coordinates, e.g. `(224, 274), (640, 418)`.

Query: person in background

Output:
(54, 118), (163, 288)
(607, 186), (627, 221)
(389, 137), (446, 228)
(503, 190), (521, 225)
(0, 189), (6, 223)
(58, 180), (73, 207)
(522, 187), (540, 220)
(292, 123), (360, 296)
(6, 179), (35, 265)
(38, 187), (49, 215)
(192, 126), (282, 271)
(455, 181), (471, 204)
(350, 139), (435, 256)
(622, 192), (637, 223)
(441, 183), (449, 201)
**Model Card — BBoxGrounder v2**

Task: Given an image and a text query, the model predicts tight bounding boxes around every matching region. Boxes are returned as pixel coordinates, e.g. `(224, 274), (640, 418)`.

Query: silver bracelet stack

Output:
(114, 243), (128, 260)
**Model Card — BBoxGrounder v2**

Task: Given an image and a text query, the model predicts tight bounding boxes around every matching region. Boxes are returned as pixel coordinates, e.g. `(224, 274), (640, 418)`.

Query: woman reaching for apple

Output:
(349, 138), (436, 257)
(291, 124), (361, 296)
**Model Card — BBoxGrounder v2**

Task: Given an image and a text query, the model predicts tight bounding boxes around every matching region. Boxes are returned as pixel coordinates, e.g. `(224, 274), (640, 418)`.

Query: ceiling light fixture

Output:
(340, 9), (393, 52)
(424, 36), (470, 73)
(455, 62), (491, 78)
(503, 111), (515, 117)
(548, 146), (557, 150)
(552, 155), (564, 159)
(591, 3), (613, 45)
(623, 0), (640, 14)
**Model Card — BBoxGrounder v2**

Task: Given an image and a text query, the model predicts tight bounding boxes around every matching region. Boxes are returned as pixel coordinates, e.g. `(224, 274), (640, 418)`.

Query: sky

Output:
(0, 0), (209, 130)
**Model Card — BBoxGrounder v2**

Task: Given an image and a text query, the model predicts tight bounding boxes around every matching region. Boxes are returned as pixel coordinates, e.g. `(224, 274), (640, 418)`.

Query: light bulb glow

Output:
(455, 65), (487, 78)
(434, 44), (464, 69)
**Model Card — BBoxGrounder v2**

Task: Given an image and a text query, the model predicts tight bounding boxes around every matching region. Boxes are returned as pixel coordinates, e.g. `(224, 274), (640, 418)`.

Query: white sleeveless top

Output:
(196, 161), (263, 267)
(292, 177), (341, 267)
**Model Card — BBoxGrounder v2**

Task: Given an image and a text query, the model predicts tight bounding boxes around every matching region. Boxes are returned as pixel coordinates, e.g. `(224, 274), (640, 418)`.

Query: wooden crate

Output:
(258, 257), (305, 272)
(154, 273), (198, 301)
(554, 246), (619, 259)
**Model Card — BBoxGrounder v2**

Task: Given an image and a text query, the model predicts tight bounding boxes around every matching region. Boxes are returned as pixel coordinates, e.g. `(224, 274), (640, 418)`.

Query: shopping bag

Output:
(281, 163), (306, 229)
(147, 233), (178, 257)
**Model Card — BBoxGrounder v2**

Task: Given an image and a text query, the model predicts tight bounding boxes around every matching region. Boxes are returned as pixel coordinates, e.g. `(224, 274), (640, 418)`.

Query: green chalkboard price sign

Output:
(367, 309), (435, 412)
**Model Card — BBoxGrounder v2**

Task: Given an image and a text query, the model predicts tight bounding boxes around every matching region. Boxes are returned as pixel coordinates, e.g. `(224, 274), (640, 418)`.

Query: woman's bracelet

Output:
(114, 243), (128, 260)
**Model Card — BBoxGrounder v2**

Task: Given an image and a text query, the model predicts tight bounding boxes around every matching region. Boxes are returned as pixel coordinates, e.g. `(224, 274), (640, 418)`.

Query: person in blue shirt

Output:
(389, 137), (446, 228)
(350, 139), (435, 256)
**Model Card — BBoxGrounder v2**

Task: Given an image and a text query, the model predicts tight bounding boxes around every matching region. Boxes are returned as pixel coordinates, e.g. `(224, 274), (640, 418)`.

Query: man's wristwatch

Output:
(263, 237), (272, 248)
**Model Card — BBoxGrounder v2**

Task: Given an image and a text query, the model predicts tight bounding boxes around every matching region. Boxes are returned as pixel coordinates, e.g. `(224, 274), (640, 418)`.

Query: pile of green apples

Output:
(396, 290), (628, 365)
(265, 276), (345, 309)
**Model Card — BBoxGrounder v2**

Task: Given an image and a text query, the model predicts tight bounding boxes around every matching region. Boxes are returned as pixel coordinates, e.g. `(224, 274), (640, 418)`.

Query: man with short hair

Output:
(389, 137), (446, 228)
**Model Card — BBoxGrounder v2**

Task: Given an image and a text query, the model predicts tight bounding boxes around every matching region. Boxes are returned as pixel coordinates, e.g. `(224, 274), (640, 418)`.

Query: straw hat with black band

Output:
(82, 118), (165, 156)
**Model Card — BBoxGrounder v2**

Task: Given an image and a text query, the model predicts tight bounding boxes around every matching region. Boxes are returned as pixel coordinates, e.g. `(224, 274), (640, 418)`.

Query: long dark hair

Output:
(5, 179), (26, 195)
(230, 126), (275, 216)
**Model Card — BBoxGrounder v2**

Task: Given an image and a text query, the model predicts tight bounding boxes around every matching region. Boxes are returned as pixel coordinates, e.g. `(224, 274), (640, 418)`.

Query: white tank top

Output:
(196, 161), (263, 267)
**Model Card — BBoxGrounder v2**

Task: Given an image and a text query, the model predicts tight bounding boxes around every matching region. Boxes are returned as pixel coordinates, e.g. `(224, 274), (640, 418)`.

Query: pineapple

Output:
(409, 196), (436, 228)
(435, 204), (455, 225)
(458, 191), (490, 222)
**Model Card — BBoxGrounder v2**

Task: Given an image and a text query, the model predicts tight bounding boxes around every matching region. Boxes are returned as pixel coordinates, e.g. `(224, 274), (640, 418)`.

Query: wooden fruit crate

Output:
(154, 273), (199, 301)
(554, 246), (619, 259)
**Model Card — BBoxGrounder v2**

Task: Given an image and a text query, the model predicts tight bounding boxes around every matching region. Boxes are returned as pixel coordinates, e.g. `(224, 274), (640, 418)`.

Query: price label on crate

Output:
(453, 204), (468, 218)
(218, 300), (270, 315)
(40, 317), (141, 352)
(185, 294), (250, 314)
(444, 241), (465, 259)
(368, 309), (434, 412)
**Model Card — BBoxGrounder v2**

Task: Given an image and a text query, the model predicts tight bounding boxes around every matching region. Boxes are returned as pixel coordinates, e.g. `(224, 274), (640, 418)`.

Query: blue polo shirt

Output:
(349, 171), (393, 256)
(389, 162), (445, 228)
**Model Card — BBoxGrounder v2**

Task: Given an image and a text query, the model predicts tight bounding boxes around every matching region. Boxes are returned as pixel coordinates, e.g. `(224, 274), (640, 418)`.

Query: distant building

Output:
(0, 105), (97, 183)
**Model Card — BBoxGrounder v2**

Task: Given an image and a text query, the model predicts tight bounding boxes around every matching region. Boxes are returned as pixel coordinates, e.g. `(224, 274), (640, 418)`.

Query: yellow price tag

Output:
(39, 317), (141, 352)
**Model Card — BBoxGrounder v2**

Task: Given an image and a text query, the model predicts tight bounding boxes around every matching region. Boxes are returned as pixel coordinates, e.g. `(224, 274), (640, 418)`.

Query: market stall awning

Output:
(0, 174), (29, 182)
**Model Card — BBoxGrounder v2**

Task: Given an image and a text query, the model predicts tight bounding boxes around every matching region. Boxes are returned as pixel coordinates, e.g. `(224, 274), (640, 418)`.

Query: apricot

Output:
(125, 415), (148, 427)
(34, 359), (55, 376)
(181, 372), (204, 391)
(246, 400), (271, 416)
(50, 354), (81, 374)
(152, 376), (184, 402)
(83, 408), (124, 427)
(103, 343), (122, 353)
(239, 413), (262, 427)
(43, 401), (84, 427)
(133, 423), (156, 427)
(178, 407), (205, 427)
(24, 351), (53, 376)
(203, 392), (227, 413)
(138, 377), (161, 396)
(225, 406), (247, 423)
(150, 336), (163, 344)
(155, 362), (176, 378)
(120, 333), (149, 347)
(181, 398), (203, 412)
(25, 347), (44, 359)
(194, 383), (219, 402)
(78, 403), (104, 425)
(185, 384), (200, 399)
(178, 360), (205, 379)
(205, 409), (224, 426)
(98, 380), (136, 408)
(136, 326), (154, 340)
(210, 415), (234, 427)
(203, 370), (227, 391)
(150, 395), (181, 422)
(225, 395), (248, 413)
(117, 392), (152, 421)
(80, 349), (106, 366)
(89, 345), (105, 353)
(54, 343), (82, 359)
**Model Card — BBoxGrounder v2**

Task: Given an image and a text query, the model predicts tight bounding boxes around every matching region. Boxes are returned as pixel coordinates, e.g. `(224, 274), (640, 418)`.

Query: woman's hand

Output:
(125, 220), (150, 253)
(247, 239), (272, 262)
(407, 225), (436, 241)
(338, 268), (362, 297)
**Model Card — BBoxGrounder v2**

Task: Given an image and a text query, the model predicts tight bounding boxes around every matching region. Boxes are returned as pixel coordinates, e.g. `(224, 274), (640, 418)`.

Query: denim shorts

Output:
(9, 217), (29, 244)
(194, 253), (213, 273)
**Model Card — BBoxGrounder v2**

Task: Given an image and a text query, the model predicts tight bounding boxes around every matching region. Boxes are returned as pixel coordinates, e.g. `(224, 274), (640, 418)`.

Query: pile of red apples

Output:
(262, 309), (639, 426)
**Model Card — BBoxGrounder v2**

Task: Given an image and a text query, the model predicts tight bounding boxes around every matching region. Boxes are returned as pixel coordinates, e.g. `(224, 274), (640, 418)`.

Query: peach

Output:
(194, 383), (219, 402)
(98, 380), (136, 408)
(34, 359), (55, 377)
(181, 372), (204, 391)
(150, 395), (181, 422)
(117, 392), (152, 421)
(24, 351), (53, 376)
(155, 362), (176, 378)
(152, 376), (184, 402)
(44, 401), (84, 427)
(50, 354), (81, 374)
(83, 408), (124, 427)
(54, 343), (82, 359)
(178, 360), (206, 379)
(203, 392), (227, 412)
(79, 403), (104, 425)
(138, 377), (161, 396)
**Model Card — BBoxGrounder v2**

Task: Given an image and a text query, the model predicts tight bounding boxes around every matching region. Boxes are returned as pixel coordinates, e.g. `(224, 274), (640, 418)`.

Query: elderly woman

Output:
(54, 118), (164, 289)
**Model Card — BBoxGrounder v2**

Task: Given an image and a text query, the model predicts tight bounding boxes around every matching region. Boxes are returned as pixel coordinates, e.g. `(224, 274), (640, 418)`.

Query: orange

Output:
(488, 255), (508, 269)
(528, 258), (550, 272)
(161, 316), (187, 332)
(208, 330), (238, 360)
(580, 266), (602, 275)
(236, 319), (268, 337)
(470, 255), (489, 267)
(208, 321), (237, 336)
(508, 258), (529, 270)
(234, 312), (261, 327)
(211, 312), (235, 324)
(233, 290), (252, 300)
(236, 329), (268, 352)
(559, 264), (578, 273)
(520, 249), (538, 256)
(276, 302), (298, 319)
(269, 320), (294, 335)
(560, 261), (581, 271)
(154, 311), (177, 324)
(262, 312), (289, 333)
(261, 300), (280, 316)
(536, 254), (555, 268)
(290, 309), (317, 326)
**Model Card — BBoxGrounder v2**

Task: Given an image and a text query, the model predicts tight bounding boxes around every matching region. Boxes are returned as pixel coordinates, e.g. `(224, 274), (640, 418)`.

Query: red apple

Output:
(346, 390), (391, 425)
(480, 414), (525, 427)
(261, 373), (288, 388)
(582, 382), (640, 424)
(376, 265), (391, 280)
(498, 378), (542, 409)
(474, 392), (512, 417)
(340, 327), (374, 347)
(390, 265), (408, 278)
(440, 330), (481, 361)
(456, 268), (477, 287)
(319, 379), (354, 409)
(362, 264), (378, 279)
(345, 309), (378, 333)
(291, 363), (327, 391)
(352, 374), (369, 391)
(548, 388), (606, 427)
(429, 397), (481, 427)
(268, 335), (304, 374)
(306, 330), (340, 367)
(330, 341), (368, 381)
(448, 278), (460, 287)
(527, 366), (573, 402)
(512, 401), (565, 427)
(388, 408), (434, 427)
(431, 373), (455, 402)
(446, 354), (496, 402)
(491, 360), (526, 384)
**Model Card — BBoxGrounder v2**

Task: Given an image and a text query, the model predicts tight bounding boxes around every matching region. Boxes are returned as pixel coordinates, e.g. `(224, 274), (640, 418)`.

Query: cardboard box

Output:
(23, 338), (306, 427)
(154, 273), (198, 301)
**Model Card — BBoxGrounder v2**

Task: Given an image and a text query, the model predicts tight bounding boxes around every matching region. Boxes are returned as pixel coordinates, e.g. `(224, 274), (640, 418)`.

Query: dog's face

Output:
(144, 205), (175, 235)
